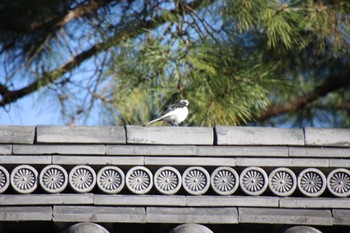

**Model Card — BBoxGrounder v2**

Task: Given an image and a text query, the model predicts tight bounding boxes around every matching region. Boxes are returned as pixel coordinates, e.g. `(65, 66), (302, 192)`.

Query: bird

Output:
(144, 99), (189, 126)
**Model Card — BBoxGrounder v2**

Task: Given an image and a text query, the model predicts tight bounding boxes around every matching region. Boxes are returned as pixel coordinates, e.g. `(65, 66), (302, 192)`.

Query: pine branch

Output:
(0, 0), (213, 107)
(259, 73), (350, 120)
(3, 0), (114, 33)
(0, 43), (99, 106)
(54, 0), (113, 29)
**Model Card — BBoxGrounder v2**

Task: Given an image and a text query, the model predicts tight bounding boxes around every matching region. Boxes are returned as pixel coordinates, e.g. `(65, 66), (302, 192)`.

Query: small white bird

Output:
(145, 99), (189, 126)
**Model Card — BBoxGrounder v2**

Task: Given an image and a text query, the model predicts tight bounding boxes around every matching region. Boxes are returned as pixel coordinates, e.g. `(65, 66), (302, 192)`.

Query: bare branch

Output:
(0, 0), (214, 107)
(259, 73), (350, 120)
(55, 0), (114, 29)
(5, 0), (115, 33)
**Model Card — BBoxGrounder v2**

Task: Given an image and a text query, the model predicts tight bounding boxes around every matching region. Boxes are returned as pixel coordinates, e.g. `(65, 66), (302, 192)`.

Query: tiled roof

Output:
(0, 125), (350, 226)
(1, 125), (349, 146)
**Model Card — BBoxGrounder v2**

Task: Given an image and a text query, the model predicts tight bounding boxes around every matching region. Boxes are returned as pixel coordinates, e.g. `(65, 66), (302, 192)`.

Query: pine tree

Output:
(0, 0), (349, 126)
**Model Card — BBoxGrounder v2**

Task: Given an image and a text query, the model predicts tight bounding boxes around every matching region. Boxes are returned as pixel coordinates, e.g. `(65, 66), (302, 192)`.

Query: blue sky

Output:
(0, 92), (61, 125)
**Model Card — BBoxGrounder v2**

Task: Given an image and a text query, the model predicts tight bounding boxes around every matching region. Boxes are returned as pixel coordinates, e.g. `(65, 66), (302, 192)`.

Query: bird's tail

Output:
(143, 117), (162, 126)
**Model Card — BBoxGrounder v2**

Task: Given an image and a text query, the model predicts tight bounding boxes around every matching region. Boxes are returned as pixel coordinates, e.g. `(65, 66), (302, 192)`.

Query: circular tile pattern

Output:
(154, 166), (181, 195)
(269, 167), (296, 197)
(211, 167), (239, 195)
(40, 165), (68, 193)
(298, 168), (326, 197)
(69, 165), (96, 193)
(327, 168), (350, 197)
(11, 165), (38, 194)
(126, 166), (153, 194)
(182, 167), (210, 195)
(240, 167), (268, 196)
(0, 166), (10, 194)
(97, 166), (125, 194)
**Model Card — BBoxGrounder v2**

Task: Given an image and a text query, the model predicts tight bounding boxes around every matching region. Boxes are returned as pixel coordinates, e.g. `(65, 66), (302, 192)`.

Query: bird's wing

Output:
(163, 103), (176, 115)
(163, 101), (187, 114)
(144, 103), (174, 126)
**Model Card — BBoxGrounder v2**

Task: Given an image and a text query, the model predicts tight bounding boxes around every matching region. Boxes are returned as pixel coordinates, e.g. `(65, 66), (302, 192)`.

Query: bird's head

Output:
(179, 99), (189, 106)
